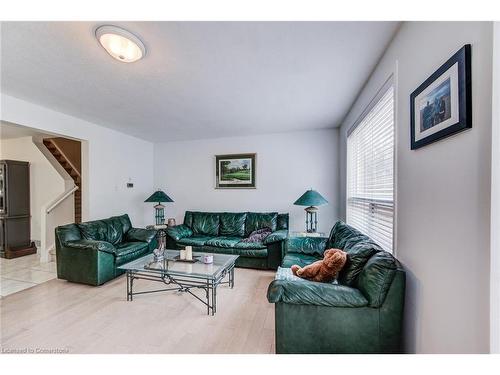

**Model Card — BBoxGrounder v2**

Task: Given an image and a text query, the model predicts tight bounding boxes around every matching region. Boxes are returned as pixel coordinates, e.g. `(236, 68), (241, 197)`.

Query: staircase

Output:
(43, 138), (82, 223)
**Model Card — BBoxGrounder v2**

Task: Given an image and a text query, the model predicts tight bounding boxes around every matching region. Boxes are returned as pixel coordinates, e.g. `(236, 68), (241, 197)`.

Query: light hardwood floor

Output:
(0, 268), (276, 354)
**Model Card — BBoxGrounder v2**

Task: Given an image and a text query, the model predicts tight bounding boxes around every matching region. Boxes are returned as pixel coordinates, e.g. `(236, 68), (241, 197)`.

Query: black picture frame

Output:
(215, 153), (256, 189)
(410, 44), (472, 150)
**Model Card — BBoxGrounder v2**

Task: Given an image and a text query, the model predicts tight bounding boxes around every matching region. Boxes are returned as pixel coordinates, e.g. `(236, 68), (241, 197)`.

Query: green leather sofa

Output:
(267, 221), (405, 354)
(55, 214), (157, 286)
(165, 211), (289, 269)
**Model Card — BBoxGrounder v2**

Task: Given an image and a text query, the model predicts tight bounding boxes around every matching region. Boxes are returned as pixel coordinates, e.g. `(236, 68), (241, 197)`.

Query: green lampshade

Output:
(294, 189), (328, 207)
(144, 190), (174, 203)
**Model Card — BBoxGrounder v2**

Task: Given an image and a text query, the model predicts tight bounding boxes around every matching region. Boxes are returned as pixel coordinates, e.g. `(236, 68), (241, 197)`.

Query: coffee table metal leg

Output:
(126, 270), (130, 301)
(230, 267), (235, 289)
(206, 279), (210, 315)
(212, 284), (217, 316)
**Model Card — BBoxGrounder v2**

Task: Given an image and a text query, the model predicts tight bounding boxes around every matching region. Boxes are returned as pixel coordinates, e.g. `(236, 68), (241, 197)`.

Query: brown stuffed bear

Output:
(291, 248), (347, 283)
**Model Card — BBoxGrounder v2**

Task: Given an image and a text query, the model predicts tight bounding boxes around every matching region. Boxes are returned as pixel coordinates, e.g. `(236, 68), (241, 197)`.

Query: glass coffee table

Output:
(118, 250), (239, 315)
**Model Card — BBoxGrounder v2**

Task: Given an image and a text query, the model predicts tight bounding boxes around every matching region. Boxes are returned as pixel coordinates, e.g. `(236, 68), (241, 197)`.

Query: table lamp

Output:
(145, 190), (174, 225)
(294, 189), (328, 233)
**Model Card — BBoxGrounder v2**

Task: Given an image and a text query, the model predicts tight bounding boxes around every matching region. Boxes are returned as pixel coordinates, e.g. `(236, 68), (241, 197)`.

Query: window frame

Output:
(346, 76), (396, 253)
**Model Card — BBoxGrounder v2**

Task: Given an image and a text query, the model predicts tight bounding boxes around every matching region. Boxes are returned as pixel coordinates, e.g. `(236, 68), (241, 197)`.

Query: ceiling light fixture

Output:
(95, 25), (146, 63)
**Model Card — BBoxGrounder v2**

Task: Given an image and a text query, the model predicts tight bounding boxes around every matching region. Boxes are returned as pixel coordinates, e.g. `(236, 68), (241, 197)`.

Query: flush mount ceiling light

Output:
(95, 25), (146, 63)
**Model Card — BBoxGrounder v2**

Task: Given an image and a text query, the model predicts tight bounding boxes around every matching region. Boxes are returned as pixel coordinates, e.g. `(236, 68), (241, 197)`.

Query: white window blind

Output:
(347, 84), (395, 252)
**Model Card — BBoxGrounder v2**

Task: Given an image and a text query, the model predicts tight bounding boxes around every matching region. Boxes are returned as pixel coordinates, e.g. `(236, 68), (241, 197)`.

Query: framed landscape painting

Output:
(215, 153), (256, 189)
(410, 44), (471, 150)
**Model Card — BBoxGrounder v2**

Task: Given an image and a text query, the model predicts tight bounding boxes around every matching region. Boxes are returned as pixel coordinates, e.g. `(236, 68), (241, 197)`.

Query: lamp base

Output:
(304, 206), (319, 233)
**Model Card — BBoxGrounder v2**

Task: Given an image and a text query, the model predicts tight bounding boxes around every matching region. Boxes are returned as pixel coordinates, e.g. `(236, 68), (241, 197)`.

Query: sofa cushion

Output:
(234, 240), (266, 250)
(192, 212), (220, 236)
(78, 217), (128, 245)
(356, 251), (397, 307)
(205, 237), (241, 248)
(56, 223), (82, 244)
(282, 253), (320, 268)
(115, 241), (150, 266)
(113, 214), (132, 234)
(277, 213), (289, 230)
(78, 220), (109, 242)
(245, 212), (278, 236)
(220, 212), (247, 237)
(201, 246), (235, 255)
(178, 235), (214, 247)
(105, 216), (124, 244)
(234, 248), (268, 258)
(338, 240), (382, 286)
(183, 211), (194, 228)
(328, 221), (370, 250)
(115, 241), (149, 257)
(286, 237), (328, 258)
(166, 224), (193, 241)
(267, 279), (368, 308)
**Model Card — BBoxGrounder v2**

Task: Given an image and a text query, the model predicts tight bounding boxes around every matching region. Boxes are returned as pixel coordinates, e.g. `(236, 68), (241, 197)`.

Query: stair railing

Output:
(45, 139), (81, 177)
(40, 185), (79, 262)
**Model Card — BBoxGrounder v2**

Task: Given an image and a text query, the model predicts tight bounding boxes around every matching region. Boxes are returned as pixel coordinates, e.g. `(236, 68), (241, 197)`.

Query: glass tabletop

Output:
(118, 250), (239, 279)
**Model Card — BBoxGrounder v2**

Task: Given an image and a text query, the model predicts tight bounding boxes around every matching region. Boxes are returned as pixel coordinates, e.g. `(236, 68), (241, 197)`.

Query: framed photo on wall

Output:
(215, 153), (256, 189)
(410, 44), (472, 150)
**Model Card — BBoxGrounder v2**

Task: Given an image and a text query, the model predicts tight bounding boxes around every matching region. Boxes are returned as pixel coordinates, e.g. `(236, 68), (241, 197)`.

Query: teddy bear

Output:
(291, 248), (347, 283)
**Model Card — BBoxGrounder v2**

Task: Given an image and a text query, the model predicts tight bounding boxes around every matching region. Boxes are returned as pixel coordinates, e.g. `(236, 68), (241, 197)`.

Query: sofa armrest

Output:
(263, 229), (288, 245)
(126, 228), (156, 243)
(286, 236), (328, 258)
(166, 224), (193, 241)
(267, 279), (368, 308)
(64, 240), (116, 254)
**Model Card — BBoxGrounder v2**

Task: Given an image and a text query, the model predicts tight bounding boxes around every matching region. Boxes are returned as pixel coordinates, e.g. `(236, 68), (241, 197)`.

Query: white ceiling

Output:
(0, 22), (399, 142)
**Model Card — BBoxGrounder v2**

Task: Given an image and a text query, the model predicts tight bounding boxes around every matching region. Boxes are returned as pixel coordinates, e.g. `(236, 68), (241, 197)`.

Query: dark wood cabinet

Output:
(0, 160), (36, 258)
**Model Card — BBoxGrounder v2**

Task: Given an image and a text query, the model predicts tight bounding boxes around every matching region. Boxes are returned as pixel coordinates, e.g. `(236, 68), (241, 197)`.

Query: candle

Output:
(185, 246), (193, 261)
(179, 249), (186, 260)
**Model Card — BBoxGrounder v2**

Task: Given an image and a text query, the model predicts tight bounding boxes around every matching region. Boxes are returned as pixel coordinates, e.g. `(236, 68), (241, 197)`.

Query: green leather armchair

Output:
(55, 214), (157, 286)
(165, 211), (289, 270)
(267, 221), (405, 354)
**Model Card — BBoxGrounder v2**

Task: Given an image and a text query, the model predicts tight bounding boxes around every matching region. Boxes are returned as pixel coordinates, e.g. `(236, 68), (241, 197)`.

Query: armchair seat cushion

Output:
(282, 253), (320, 268)
(205, 237), (241, 248)
(178, 235), (214, 247)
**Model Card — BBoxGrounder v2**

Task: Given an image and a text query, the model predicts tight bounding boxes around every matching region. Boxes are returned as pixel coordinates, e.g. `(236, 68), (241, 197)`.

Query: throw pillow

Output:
(240, 227), (272, 243)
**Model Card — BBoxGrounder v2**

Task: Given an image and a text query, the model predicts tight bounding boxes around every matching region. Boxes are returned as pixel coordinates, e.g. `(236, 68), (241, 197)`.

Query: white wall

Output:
(339, 22), (493, 353)
(490, 22), (500, 354)
(0, 136), (66, 242)
(154, 129), (339, 232)
(1, 94), (155, 228)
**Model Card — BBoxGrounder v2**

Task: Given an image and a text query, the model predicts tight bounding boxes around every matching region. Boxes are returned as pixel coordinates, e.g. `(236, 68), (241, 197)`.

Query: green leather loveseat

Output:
(55, 214), (157, 286)
(267, 221), (405, 354)
(165, 211), (289, 269)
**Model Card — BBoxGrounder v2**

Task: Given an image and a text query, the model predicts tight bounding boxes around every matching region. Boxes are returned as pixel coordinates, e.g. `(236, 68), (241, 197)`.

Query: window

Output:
(347, 83), (395, 252)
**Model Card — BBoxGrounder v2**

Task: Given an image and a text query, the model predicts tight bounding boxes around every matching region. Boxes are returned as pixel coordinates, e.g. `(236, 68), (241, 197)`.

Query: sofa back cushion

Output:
(192, 212), (220, 236)
(56, 223), (82, 245)
(78, 214), (131, 245)
(328, 220), (371, 250)
(277, 213), (289, 230)
(184, 211), (194, 228)
(356, 251), (398, 307)
(114, 214), (132, 234)
(245, 212), (278, 236)
(220, 212), (247, 237)
(338, 240), (382, 286)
